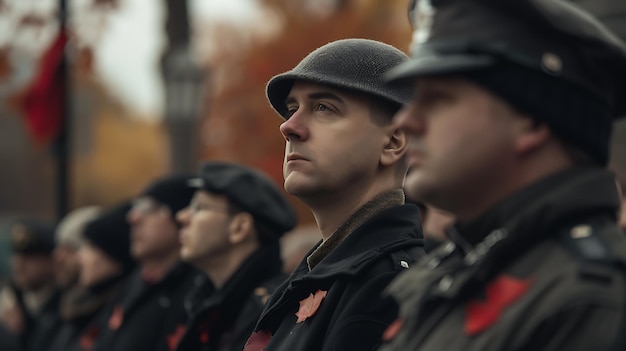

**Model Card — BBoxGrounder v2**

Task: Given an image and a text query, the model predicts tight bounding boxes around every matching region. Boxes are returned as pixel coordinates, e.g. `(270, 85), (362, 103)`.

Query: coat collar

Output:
(307, 189), (407, 270)
(291, 203), (423, 282)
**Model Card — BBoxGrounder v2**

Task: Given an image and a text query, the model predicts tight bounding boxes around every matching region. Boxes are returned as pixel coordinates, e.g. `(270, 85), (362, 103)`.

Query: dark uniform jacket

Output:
(244, 190), (425, 351)
(0, 324), (18, 351)
(92, 263), (205, 351)
(48, 275), (126, 351)
(14, 287), (61, 351)
(381, 166), (626, 351)
(176, 243), (285, 351)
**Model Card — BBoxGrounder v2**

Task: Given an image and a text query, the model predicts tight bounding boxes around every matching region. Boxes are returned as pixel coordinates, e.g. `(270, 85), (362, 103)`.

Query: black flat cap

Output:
(388, 0), (626, 117)
(190, 162), (297, 238)
(267, 38), (413, 119)
(10, 219), (55, 254)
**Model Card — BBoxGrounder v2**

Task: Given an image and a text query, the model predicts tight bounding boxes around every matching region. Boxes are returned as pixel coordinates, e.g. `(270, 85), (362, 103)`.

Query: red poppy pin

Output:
(465, 274), (531, 336)
(108, 305), (124, 331)
(243, 330), (272, 351)
(382, 318), (404, 341)
(79, 325), (99, 350)
(295, 290), (327, 323)
(167, 324), (187, 351)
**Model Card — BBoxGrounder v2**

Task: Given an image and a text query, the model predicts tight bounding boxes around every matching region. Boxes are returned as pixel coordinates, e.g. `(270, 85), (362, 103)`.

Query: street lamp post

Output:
(161, 45), (205, 173)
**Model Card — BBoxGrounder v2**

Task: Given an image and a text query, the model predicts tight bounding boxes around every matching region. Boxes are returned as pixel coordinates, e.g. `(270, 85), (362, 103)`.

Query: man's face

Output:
(78, 242), (121, 288)
(11, 253), (55, 291)
(395, 76), (522, 214)
(53, 244), (81, 289)
(279, 81), (391, 200)
(177, 191), (233, 266)
(127, 197), (180, 262)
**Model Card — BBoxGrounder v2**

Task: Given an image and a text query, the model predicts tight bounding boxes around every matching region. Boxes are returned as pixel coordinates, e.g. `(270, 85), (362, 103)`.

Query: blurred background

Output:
(0, 0), (415, 277)
(0, 0), (625, 278)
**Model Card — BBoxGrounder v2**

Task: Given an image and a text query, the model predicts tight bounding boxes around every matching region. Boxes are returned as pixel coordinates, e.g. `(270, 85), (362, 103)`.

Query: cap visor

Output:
(385, 53), (495, 83)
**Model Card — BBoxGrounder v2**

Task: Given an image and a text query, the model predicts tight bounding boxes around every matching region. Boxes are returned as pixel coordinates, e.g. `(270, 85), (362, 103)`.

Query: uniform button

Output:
(400, 260), (409, 269)
(159, 297), (171, 308)
(464, 252), (478, 265)
(442, 242), (455, 254)
(570, 224), (592, 239)
(426, 257), (440, 269)
(541, 52), (563, 75)
(438, 275), (453, 292)
(195, 275), (205, 286)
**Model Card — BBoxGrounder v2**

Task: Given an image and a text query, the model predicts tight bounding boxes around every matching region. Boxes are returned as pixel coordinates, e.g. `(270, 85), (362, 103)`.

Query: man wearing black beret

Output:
(380, 0), (626, 350)
(50, 202), (135, 351)
(175, 161), (297, 351)
(244, 38), (425, 351)
(92, 175), (207, 351)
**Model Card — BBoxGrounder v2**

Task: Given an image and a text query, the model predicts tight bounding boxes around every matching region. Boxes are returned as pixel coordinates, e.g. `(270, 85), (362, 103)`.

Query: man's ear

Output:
(514, 117), (551, 156)
(381, 127), (408, 167)
(228, 212), (254, 245)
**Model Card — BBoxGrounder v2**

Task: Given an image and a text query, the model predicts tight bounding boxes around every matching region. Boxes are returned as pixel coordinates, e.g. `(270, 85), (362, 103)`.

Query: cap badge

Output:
(11, 224), (32, 250)
(541, 52), (563, 75)
(412, 0), (436, 46)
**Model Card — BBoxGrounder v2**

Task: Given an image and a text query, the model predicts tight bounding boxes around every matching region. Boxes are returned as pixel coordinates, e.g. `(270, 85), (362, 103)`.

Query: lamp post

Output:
(161, 0), (205, 173)
(161, 45), (205, 173)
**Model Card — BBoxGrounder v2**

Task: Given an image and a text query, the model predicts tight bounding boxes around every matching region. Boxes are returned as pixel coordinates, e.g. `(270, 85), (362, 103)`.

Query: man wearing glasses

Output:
(175, 161), (297, 351)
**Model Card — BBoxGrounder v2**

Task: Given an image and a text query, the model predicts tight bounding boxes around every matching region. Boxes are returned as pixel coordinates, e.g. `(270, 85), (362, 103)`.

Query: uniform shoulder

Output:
(556, 217), (626, 282)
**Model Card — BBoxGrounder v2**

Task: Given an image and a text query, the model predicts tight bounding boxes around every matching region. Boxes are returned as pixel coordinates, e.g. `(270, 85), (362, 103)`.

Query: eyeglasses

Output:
(131, 198), (170, 216)
(187, 200), (231, 214)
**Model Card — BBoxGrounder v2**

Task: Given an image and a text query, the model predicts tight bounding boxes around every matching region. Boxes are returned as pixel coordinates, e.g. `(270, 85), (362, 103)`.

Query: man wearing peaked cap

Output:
(2, 219), (61, 351)
(91, 175), (206, 351)
(380, 0), (626, 350)
(175, 161), (296, 351)
(244, 38), (425, 351)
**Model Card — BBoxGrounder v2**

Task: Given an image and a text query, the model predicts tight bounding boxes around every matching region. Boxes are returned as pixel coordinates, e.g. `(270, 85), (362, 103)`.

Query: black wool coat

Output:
(245, 203), (425, 351)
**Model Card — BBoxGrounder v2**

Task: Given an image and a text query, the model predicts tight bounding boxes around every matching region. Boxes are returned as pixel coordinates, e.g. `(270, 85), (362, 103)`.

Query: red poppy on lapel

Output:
(383, 318), (404, 341)
(295, 290), (328, 323)
(167, 324), (187, 351)
(79, 325), (100, 350)
(244, 330), (272, 351)
(465, 274), (531, 336)
(108, 305), (124, 331)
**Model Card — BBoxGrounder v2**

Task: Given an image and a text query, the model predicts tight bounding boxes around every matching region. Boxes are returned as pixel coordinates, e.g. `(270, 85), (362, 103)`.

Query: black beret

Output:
(84, 202), (135, 270)
(140, 174), (197, 216)
(267, 38), (413, 119)
(387, 0), (626, 117)
(10, 219), (55, 254)
(190, 162), (297, 237)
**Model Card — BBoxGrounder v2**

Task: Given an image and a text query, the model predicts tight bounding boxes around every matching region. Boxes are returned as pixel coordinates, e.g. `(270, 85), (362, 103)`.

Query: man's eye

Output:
(315, 104), (329, 112)
(286, 106), (298, 117)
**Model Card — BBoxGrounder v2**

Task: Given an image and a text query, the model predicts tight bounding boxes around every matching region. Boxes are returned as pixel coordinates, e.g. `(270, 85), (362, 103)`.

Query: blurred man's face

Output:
(53, 244), (81, 289)
(78, 243), (121, 288)
(177, 191), (234, 267)
(11, 253), (55, 291)
(127, 197), (180, 262)
(394, 76), (524, 216)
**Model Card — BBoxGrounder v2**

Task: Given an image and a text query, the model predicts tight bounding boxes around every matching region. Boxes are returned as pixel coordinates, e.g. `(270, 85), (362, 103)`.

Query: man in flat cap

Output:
(1, 219), (61, 351)
(175, 161), (297, 351)
(244, 38), (425, 351)
(380, 0), (626, 350)
(92, 175), (206, 351)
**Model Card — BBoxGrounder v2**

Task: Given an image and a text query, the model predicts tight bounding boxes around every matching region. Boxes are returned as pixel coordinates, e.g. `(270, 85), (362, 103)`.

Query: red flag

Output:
(15, 30), (68, 145)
